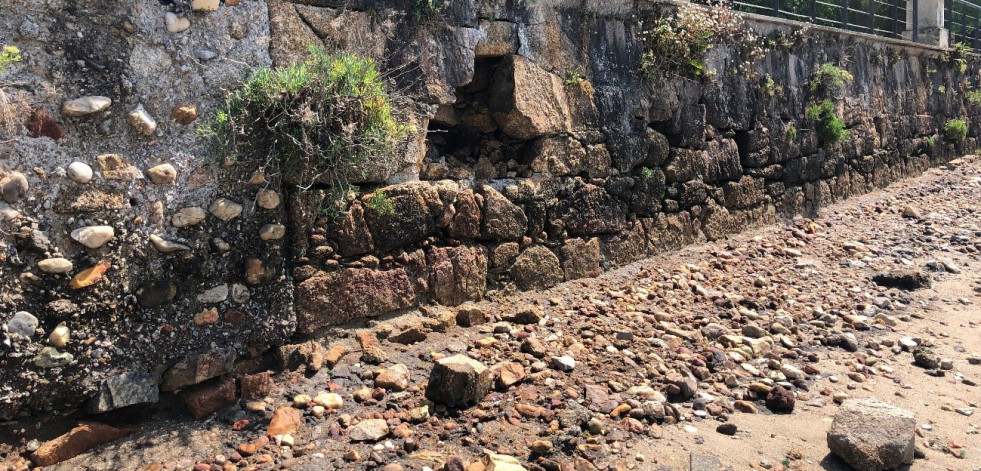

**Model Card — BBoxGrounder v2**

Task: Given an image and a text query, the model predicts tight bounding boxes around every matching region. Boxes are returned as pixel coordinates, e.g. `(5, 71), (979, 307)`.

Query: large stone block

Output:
(479, 185), (527, 241)
(551, 183), (627, 236)
(425, 354), (492, 407)
(490, 55), (572, 139)
(296, 268), (417, 332)
(509, 245), (563, 291)
(827, 399), (916, 471)
(427, 245), (488, 305)
(363, 182), (444, 253)
(88, 371), (160, 413)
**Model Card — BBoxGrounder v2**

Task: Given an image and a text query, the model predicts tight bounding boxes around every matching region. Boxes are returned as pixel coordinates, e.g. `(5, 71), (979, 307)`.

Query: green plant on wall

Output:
(944, 118), (968, 142)
(638, 2), (747, 80)
(807, 99), (848, 146)
(365, 189), (395, 214)
(198, 46), (411, 209)
(564, 70), (585, 86)
(413, 0), (448, 21)
(965, 89), (981, 107)
(760, 75), (783, 97)
(941, 42), (971, 75)
(809, 63), (853, 97)
(785, 123), (798, 141)
(0, 45), (21, 74)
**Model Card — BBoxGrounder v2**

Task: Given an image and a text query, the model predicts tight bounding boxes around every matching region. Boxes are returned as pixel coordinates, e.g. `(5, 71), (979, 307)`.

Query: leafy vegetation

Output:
(807, 99), (848, 146)
(965, 89), (981, 107)
(198, 46), (410, 206)
(365, 189), (395, 214)
(760, 75), (783, 97)
(563, 70), (585, 86)
(785, 123), (798, 141)
(412, 0), (448, 21)
(639, 166), (655, 179)
(0, 45), (21, 74)
(809, 63), (853, 97)
(941, 42), (971, 75)
(944, 118), (968, 142)
(638, 2), (745, 79)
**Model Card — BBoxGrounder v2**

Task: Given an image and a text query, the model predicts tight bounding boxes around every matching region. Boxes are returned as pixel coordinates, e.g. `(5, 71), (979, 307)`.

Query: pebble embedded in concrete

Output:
(256, 189), (280, 209)
(197, 284), (229, 304)
(71, 226), (115, 249)
(61, 96), (111, 117)
(147, 164), (177, 185)
(0, 172), (29, 204)
(49, 322), (70, 347)
(172, 207), (207, 228)
(6, 311), (39, 337)
(191, 0), (220, 11)
(149, 234), (190, 253)
(164, 12), (190, 33)
(66, 162), (93, 184)
(126, 104), (157, 136)
(38, 258), (74, 274)
(209, 198), (243, 222)
(260, 223), (286, 241)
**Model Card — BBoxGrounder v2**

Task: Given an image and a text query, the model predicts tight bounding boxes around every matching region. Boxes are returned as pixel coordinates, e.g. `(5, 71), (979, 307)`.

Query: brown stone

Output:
(490, 55), (571, 139)
(267, 406), (302, 436)
(456, 306), (488, 327)
(69, 261), (110, 289)
(296, 268), (417, 333)
(498, 362), (526, 388)
(31, 422), (138, 466)
(26, 108), (65, 140)
(180, 378), (236, 419)
(325, 345), (348, 367)
(479, 186), (527, 241)
(55, 188), (124, 213)
(427, 245), (487, 306)
(193, 308), (219, 326)
(274, 341), (327, 372)
(240, 372), (275, 400)
(509, 246), (563, 291)
(170, 104), (198, 125)
(448, 189), (482, 239)
(97, 154), (141, 181)
(560, 237), (602, 281)
(244, 258), (277, 285)
(162, 350), (236, 391)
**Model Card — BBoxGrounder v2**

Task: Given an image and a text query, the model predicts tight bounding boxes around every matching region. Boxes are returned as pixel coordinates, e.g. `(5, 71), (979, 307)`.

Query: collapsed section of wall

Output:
(0, 0), (977, 419)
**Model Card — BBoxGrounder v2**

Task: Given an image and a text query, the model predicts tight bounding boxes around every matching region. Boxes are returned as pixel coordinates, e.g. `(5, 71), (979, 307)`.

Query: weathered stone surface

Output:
(349, 418), (389, 441)
(509, 245), (562, 291)
(482, 453), (528, 471)
(96, 154), (141, 181)
(330, 203), (374, 257)
(490, 55), (571, 139)
(61, 96), (111, 117)
(259, 223), (286, 240)
(274, 340), (327, 372)
(170, 104), (197, 124)
(161, 350), (236, 391)
(480, 186), (527, 241)
(560, 237), (602, 280)
(425, 354), (492, 407)
(179, 378), (236, 419)
(827, 399), (916, 471)
(31, 423), (137, 466)
(427, 245), (487, 306)
(552, 184), (627, 236)
(89, 372), (160, 414)
(362, 183), (443, 253)
(34, 347), (74, 368)
(240, 372), (275, 400)
(448, 189), (482, 239)
(296, 268), (416, 332)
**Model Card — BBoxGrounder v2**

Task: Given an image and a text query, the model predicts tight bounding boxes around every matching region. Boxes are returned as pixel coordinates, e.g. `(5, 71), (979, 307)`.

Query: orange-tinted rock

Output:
(69, 261), (110, 289)
(240, 372), (275, 400)
(267, 406), (302, 436)
(31, 422), (138, 466)
(194, 308), (219, 326)
(180, 378), (236, 419)
(325, 345), (348, 367)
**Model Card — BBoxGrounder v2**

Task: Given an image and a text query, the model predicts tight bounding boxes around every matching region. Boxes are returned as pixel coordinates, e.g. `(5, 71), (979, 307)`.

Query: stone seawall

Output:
(0, 0), (977, 419)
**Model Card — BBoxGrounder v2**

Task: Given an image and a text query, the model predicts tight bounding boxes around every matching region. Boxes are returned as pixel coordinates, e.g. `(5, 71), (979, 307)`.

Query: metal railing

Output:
(946, 0), (981, 49)
(728, 0), (909, 40)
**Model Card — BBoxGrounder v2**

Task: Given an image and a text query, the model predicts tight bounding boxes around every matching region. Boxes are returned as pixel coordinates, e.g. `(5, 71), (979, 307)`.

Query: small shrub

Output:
(638, 2), (744, 79)
(926, 136), (936, 147)
(365, 189), (394, 215)
(965, 89), (981, 107)
(563, 70), (585, 86)
(944, 118), (968, 142)
(639, 166), (655, 179)
(413, 0), (448, 21)
(785, 123), (798, 141)
(942, 42), (971, 75)
(199, 46), (410, 206)
(0, 45), (21, 74)
(809, 63), (853, 97)
(760, 75), (783, 97)
(807, 99), (848, 146)
(938, 85), (947, 95)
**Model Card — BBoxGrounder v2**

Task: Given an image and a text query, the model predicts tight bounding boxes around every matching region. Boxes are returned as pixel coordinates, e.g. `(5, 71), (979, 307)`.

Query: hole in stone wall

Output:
(421, 56), (531, 181)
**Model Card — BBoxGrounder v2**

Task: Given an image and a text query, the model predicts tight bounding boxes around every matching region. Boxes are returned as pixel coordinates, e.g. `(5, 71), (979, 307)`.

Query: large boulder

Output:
(827, 398), (916, 471)
(480, 186), (527, 241)
(425, 354), (492, 408)
(296, 268), (417, 332)
(490, 55), (572, 139)
(363, 183), (444, 253)
(551, 183), (627, 236)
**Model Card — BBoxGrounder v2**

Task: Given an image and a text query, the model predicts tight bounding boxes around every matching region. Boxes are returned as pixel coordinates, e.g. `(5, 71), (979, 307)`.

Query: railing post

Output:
(869, 0), (877, 33)
(810, 0), (816, 23)
(841, 1), (848, 28)
(893, 1), (900, 36)
(772, 0), (779, 15)
(906, 0), (949, 47)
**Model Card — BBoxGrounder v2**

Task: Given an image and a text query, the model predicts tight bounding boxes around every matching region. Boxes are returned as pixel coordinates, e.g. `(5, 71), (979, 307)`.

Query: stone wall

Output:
(1, 0), (977, 419)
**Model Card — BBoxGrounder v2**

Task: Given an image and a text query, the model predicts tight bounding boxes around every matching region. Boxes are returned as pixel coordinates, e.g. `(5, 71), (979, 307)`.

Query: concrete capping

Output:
(649, 0), (950, 54)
